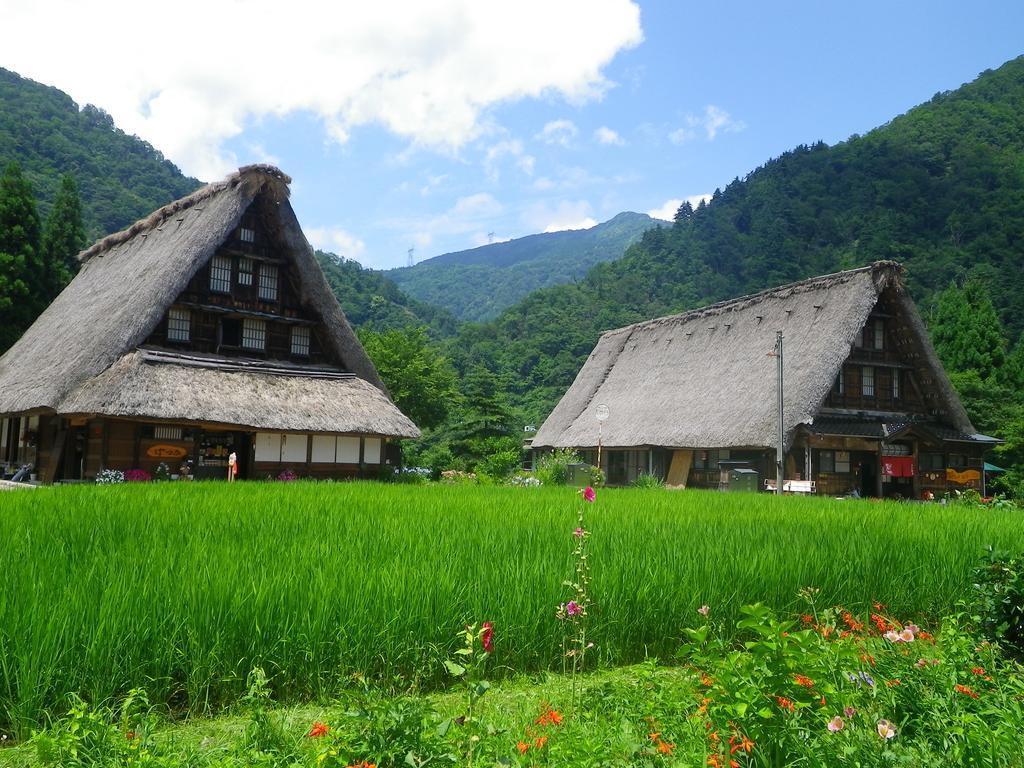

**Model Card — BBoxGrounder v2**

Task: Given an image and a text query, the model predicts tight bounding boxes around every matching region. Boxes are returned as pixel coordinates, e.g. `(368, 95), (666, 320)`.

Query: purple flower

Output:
(566, 600), (582, 616)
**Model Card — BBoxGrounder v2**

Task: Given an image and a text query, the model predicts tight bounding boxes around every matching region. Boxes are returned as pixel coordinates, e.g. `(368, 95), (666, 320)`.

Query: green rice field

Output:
(1, 482), (1021, 732)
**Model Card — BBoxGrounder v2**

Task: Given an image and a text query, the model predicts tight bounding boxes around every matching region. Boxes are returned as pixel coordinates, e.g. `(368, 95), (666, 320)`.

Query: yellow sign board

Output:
(146, 444), (190, 459)
(946, 468), (980, 484)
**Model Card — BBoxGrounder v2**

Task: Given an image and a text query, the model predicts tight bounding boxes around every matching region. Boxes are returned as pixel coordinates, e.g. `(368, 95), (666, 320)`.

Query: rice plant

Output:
(0, 482), (1020, 732)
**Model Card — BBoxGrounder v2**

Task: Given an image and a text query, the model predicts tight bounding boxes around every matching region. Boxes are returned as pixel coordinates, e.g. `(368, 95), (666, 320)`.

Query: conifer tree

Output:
(0, 162), (42, 351)
(929, 279), (1007, 380)
(40, 174), (85, 301)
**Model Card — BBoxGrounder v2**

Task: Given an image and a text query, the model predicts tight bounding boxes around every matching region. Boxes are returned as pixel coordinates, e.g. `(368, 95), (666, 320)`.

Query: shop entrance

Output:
(195, 431), (251, 480)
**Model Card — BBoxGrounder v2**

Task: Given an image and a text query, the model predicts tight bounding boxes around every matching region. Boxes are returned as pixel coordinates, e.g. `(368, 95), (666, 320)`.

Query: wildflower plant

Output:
(557, 485), (596, 711)
(442, 622), (494, 768)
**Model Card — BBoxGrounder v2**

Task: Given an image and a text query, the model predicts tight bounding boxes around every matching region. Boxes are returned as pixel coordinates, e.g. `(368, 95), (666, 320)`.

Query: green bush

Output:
(631, 472), (664, 489)
(972, 546), (1024, 658)
(535, 448), (583, 486)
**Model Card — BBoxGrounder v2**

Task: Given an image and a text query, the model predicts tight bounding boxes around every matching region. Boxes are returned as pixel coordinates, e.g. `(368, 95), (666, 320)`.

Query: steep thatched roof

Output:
(533, 261), (973, 451)
(58, 350), (419, 437)
(0, 165), (415, 436)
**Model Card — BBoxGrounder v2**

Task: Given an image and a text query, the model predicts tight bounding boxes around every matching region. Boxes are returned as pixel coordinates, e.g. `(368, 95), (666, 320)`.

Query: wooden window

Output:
(364, 437), (382, 464)
(280, 433), (308, 462)
(873, 318), (884, 350)
(255, 432), (281, 462)
(239, 226), (255, 243)
(819, 450), (835, 473)
(337, 436), (360, 463)
(238, 257), (254, 286)
(835, 451), (850, 473)
(167, 307), (190, 342)
(948, 453), (967, 468)
(154, 425), (184, 441)
(242, 318), (266, 350)
(291, 326), (310, 356)
(862, 366), (875, 397)
(311, 435), (336, 463)
(833, 368), (845, 395)
(210, 255), (231, 293)
(920, 452), (944, 471)
(258, 263), (278, 301)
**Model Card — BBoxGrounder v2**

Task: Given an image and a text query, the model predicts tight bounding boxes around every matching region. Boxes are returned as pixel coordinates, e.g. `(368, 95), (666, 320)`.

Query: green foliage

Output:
(390, 212), (659, 322)
(534, 449), (584, 486)
(972, 547), (1024, 659)
(359, 326), (460, 430)
(39, 173), (85, 300)
(0, 67), (199, 240)
(0, 161), (42, 350)
(631, 472), (665, 489)
(931, 280), (1007, 379)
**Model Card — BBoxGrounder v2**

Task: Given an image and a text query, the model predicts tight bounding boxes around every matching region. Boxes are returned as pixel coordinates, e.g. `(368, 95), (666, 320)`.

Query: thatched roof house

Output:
(0, 165), (418, 482)
(534, 262), (997, 496)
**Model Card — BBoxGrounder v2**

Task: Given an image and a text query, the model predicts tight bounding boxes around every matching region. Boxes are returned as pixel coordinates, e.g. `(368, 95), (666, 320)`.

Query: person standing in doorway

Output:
(228, 451), (237, 482)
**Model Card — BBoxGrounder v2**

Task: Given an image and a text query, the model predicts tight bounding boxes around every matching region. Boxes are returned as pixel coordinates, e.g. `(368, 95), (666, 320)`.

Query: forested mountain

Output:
(388, 212), (660, 321)
(0, 68), (200, 239)
(449, 56), (1024, 424)
(315, 251), (457, 336)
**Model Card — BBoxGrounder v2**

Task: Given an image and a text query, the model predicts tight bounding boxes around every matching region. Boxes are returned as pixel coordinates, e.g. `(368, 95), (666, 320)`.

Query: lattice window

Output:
(873, 318), (884, 350)
(239, 226), (255, 243)
(242, 318), (266, 350)
(258, 263), (278, 301)
(862, 366), (875, 397)
(291, 326), (310, 356)
(209, 255), (231, 292)
(167, 308), (190, 342)
(892, 370), (901, 399)
(154, 425), (184, 441)
(238, 257), (254, 286)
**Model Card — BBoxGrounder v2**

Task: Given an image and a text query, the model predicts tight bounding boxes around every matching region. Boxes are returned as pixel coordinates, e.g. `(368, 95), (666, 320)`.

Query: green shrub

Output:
(631, 472), (664, 489)
(972, 546), (1024, 658)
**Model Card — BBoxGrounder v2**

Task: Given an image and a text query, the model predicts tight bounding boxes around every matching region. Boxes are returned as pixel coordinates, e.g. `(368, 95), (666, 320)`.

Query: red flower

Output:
(971, 666), (985, 676)
(481, 622), (494, 653)
(582, 486), (596, 502)
(775, 696), (795, 713)
(793, 674), (814, 689)
(955, 684), (979, 699)
(307, 722), (329, 738)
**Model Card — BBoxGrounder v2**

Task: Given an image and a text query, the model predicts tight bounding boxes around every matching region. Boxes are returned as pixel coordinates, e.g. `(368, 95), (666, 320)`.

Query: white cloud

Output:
(305, 226), (367, 260)
(523, 199), (596, 233)
(594, 126), (625, 145)
(536, 119), (579, 147)
(647, 193), (713, 221)
(669, 105), (745, 144)
(484, 139), (535, 181)
(386, 192), (504, 256)
(2, 1), (642, 180)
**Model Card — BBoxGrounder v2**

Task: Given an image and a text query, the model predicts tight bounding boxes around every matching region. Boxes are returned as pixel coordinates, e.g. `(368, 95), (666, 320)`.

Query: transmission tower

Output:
(407, 247), (415, 267)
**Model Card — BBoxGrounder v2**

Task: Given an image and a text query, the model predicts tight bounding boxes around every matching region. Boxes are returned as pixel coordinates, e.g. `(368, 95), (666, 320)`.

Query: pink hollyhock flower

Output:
(827, 716), (844, 733)
(698, 605), (710, 617)
(481, 622), (494, 653)
(877, 719), (896, 739)
(566, 600), (582, 616)
(582, 486), (596, 502)
(574, 527), (586, 538)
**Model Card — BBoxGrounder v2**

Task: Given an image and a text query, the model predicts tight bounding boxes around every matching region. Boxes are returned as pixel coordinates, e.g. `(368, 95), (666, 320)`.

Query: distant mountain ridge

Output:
(387, 211), (661, 322)
(0, 68), (201, 239)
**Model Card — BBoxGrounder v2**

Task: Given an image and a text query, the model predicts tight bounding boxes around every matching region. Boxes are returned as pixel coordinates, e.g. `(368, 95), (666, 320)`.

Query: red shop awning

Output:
(882, 456), (915, 478)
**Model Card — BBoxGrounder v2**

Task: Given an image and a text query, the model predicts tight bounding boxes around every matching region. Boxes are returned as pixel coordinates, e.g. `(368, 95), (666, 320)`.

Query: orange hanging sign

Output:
(146, 444), (190, 459)
(946, 467), (980, 484)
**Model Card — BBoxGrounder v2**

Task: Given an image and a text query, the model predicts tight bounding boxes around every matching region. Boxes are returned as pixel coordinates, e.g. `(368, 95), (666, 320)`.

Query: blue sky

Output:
(3, 1), (1023, 269)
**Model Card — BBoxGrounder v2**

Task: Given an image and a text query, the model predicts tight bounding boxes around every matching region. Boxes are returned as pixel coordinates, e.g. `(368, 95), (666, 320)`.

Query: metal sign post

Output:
(595, 403), (609, 474)
(775, 331), (784, 496)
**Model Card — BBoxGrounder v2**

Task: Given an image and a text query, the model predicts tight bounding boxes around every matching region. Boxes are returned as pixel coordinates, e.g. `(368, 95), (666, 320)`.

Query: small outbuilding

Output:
(532, 261), (998, 497)
(0, 165), (419, 482)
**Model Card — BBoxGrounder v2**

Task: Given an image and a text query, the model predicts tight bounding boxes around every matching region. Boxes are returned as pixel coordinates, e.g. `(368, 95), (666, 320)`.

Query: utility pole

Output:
(775, 331), (784, 495)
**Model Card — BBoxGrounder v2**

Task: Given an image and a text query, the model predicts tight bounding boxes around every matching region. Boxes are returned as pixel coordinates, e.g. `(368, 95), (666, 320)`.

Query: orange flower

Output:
(775, 696), (795, 713)
(657, 740), (675, 755)
(730, 761), (740, 768)
(801, 614), (814, 625)
(707, 755), (722, 768)
(971, 667), (985, 676)
(125, 730), (136, 741)
(885, 679), (902, 687)
(701, 673), (714, 687)
(794, 674), (814, 689)
(955, 684), (979, 699)
(307, 722), (329, 738)
(517, 741), (529, 754)
(649, 732), (661, 742)
(534, 735), (549, 749)
(870, 613), (890, 633)
(345, 763), (376, 768)
(709, 730), (720, 743)
(819, 695), (827, 707)
(729, 734), (754, 754)
(548, 709), (562, 726)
